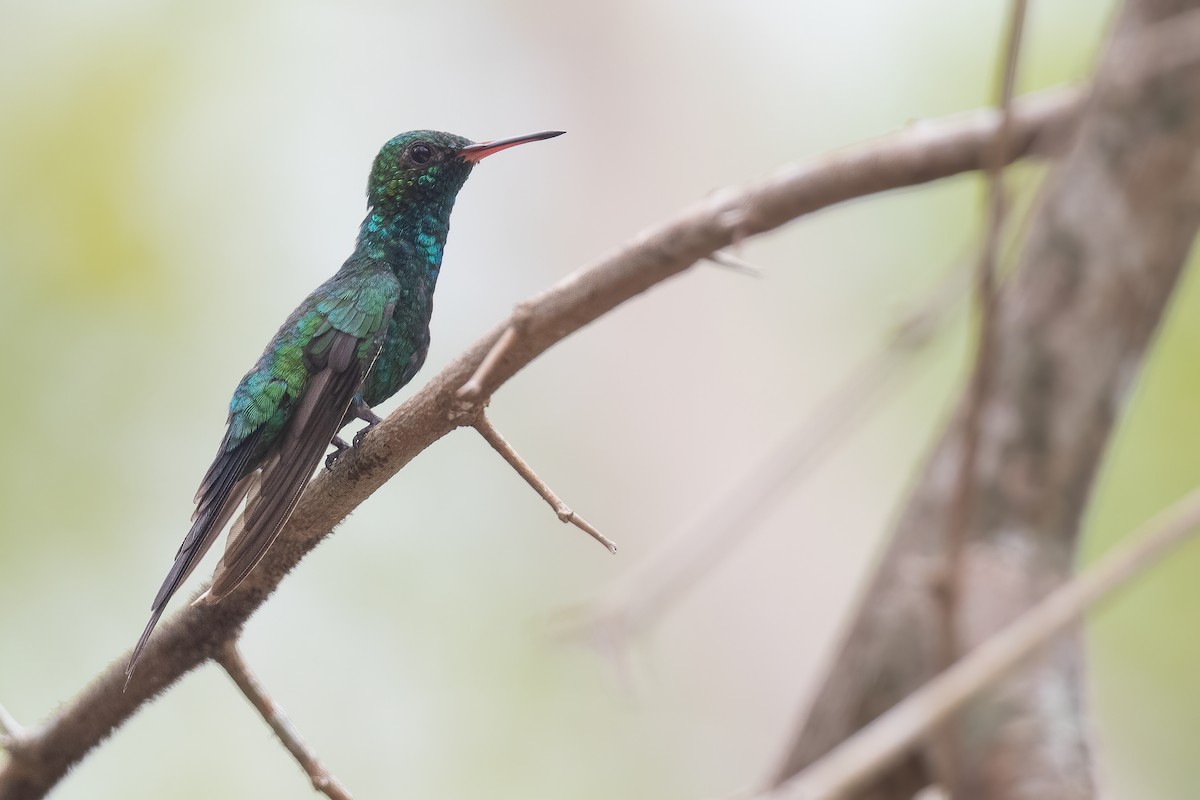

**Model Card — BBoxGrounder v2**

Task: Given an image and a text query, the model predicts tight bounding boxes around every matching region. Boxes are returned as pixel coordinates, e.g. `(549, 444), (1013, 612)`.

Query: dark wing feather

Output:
(128, 278), (395, 682)
(127, 431), (261, 678)
(203, 330), (366, 603)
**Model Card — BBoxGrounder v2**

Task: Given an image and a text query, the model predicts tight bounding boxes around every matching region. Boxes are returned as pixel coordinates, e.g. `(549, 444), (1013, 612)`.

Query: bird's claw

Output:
(325, 435), (351, 471)
(352, 422), (377, 449)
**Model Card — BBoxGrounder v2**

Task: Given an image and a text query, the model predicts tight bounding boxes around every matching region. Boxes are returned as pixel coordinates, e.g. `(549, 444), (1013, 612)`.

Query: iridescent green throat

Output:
(355, 205), (457, 282)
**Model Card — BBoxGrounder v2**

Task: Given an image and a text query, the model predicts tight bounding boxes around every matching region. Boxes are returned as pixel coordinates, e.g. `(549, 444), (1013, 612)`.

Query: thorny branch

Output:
(215, 641), (353, 800)
(764, 485), (1200, 800)
(0, 85), (1081, 800)
(472, 413), (617, 553)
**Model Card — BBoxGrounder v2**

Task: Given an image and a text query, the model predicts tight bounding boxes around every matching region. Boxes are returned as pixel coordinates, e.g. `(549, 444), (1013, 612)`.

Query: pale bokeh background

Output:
(6, 1), (1200, 797)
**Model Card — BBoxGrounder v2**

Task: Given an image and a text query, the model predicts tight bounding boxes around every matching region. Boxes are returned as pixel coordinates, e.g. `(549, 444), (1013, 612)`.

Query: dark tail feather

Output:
(126, 472), (255, 687)
(125, 604), (167, 689)
(205, 364), (360, 603)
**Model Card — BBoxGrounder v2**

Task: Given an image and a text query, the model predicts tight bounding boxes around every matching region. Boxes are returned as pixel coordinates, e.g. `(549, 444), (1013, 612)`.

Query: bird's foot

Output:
(350, 398), (383, 426)
(325, 435), (351, 470)
(352, 422), (377, 449)
(349, 398), (382, 448)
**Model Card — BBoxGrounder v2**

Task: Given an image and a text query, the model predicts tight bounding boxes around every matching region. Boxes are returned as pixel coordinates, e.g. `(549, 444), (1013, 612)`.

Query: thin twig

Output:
(556, 260), (971, 650)
(706, 250), (766, 278)
(473, 413), (618, 553)
(764, 485), (1200, 800)
(936, 1), (1029, 789)
(215, 640), (353, 800)
(942, 0), (1028, 666)
(939, 3), (1026, 790)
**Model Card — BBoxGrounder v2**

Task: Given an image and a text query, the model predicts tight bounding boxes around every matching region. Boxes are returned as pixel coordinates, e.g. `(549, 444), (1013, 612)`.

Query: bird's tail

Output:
(125, 472), (254, 688)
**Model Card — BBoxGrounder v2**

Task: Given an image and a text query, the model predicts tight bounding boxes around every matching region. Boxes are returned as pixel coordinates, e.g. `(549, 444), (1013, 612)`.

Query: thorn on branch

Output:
(705, 250), (766, 278)
(215, 640), (353, 800)
(473, 413), (618, 553)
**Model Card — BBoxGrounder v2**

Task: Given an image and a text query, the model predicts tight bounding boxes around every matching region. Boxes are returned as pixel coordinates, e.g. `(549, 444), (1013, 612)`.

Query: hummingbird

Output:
(127, 129), (564, 679)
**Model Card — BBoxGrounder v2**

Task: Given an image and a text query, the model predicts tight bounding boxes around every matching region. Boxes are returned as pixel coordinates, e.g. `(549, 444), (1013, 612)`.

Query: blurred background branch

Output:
(0, 82), (1082, 800)
(769, 483), (1200, 800)
(769, 1), (1200, 797)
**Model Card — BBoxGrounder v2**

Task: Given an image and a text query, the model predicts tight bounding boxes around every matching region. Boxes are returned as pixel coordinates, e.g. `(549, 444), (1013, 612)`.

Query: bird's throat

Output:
(355, 204), (454, 286)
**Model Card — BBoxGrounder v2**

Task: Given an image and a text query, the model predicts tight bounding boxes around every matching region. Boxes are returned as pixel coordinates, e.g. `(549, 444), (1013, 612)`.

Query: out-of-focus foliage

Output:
(8, 1), (1197, 798)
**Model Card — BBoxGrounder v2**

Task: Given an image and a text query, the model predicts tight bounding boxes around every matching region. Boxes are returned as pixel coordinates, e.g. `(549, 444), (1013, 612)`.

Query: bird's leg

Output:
(324, 435), (352, 470)
(350, 398), (383, 448)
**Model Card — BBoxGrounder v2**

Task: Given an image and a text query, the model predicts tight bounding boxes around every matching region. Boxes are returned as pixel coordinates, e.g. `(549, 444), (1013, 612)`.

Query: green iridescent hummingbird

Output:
(127, 129), (564, 678)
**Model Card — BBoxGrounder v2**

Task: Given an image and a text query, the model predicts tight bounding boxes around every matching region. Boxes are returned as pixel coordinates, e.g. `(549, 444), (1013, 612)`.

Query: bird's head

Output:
(366, 129), (564, 211)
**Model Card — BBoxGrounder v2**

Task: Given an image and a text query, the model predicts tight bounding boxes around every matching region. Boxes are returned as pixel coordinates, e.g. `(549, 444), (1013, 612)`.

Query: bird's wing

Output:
(203, 331), (366, 601)
(202, 277), (397, 603)
(128, 273), (396, 678)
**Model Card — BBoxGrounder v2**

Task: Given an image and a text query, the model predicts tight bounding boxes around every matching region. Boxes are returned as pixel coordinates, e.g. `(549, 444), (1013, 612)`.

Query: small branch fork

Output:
(215, 640), (353, 800)
(472, 413), (617, 553)
(762, 485), (1200, 800)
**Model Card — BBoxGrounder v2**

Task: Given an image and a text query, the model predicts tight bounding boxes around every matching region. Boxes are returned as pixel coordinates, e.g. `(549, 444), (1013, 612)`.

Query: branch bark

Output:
(767, 484), (1200, 800)
(0, 85), (1081, 800)
(769, 1), (1200, 797)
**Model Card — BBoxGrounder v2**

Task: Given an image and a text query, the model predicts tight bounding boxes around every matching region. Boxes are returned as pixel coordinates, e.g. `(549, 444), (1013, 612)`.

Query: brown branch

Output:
(215, 641), (353, 800)
(556, 259), (970, 653)
(472, 412), (617, 553)
(770, 2), (1200, 797)
(764, 485), (1200, 800)
(938, 0), (1027, 789)
(0, 85), (1082, 800)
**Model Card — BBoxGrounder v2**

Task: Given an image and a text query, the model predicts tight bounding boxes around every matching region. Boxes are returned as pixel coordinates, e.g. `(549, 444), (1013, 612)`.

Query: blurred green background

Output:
(5, 0), (1198, 797)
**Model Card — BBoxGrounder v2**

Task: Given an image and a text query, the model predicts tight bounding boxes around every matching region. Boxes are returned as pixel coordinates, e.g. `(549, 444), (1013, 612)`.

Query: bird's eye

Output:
(408, 143), (433, 164)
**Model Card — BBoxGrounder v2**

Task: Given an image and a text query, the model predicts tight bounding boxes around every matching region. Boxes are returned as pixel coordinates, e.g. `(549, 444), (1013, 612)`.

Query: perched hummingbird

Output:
(127, 129), (564, 678)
